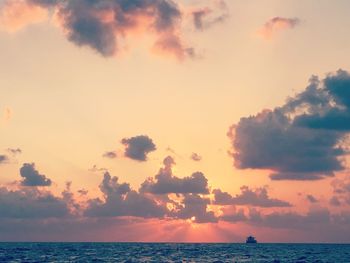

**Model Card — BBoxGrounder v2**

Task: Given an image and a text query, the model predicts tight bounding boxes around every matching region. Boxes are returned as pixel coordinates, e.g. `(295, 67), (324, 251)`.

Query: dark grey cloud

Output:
(192, 8), (211, 30)
(0, 187), (69, 218)
(140, 156), (209, 194)
(192, 9), (209, 30)
(102, 151), (117, 159)
(190, 152), (202, 162)
(21, 0), (195, 59)
(20, 163), (52, 187)
(191, 0), (229, 31)
(85, 172), (167, 218)
(173, 194), (217, 223)
(0, 155), (8, 164)
(121, 135), (156, 161)
(153, 0), (181, 31)
(229, 70), (350, 180)
(213, 186), (291, 207)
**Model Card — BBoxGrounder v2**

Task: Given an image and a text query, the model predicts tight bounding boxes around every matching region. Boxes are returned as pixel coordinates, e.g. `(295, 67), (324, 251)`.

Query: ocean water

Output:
(0, 243), (349, 263)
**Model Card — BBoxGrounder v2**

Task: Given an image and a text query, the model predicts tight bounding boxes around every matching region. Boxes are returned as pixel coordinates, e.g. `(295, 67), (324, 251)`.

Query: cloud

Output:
(249, 208), (332, 230)
(85, 163), (214, 223)
(102, 151), (117, 159)
(330, 176), (350, 206)
(140, 156), (209, 194)
(213, 186), (291, 207)
(0, 155), (8, 164)
(2, 107), (12, 122)
(0, 0), (48, 32)
(88, 165), (107, 173)
(121, 135), (156, 161)
(20, 163), (52, 186)
(330, 196), (342, 206)
(190, 152), (202, 162)
(306, 194), (319, 203)
(173, 194), (217, 223)
(0, 148), (21, 165)
(78, 189), (88, 196)
(192, 8), (211, 31)
(191, 0), (229, 31)
(85, 171), (167, 218)
(0, 186), (69, 218)
(219, 206), (247, 222)
(228, 70), (350, 180)
(0, 0), (208, 60)
(6, 148), (22, 155)
(153, 33), (195, 60)
(61, 181), (81, 213)
(59, 0), (182, 54)
(257, 17), (300, 39)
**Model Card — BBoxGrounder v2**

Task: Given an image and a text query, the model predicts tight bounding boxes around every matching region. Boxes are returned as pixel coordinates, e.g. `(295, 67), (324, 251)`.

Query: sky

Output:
(0, 0), (350, 242)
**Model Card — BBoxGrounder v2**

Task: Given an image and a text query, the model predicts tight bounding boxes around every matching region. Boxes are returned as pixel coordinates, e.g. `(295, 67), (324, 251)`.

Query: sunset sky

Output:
(1, 0), (350, 242)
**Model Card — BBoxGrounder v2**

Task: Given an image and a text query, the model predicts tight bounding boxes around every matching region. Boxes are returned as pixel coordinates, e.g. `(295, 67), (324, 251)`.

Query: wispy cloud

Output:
(2, 107), (12, 123)
(0, 0), (48, 33)
(257, 17), (300, 39)
(190, 0), (229, 31)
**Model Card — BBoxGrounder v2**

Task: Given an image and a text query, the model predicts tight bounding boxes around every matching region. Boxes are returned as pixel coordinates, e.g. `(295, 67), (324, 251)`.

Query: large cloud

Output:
(0, 0), (208, 59)
(0, 187), (69, 218)
(229, 70), (350, 180)
(121, 135), (156, 161)
(213, 186), (291, 207)
(20, 163), (52, 186)
(140, 156), (209, 194)
(85, 171), (167, 218)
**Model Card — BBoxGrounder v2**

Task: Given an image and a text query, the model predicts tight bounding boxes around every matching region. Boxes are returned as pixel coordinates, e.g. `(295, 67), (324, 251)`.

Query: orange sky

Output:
(0, 0), (350, 242)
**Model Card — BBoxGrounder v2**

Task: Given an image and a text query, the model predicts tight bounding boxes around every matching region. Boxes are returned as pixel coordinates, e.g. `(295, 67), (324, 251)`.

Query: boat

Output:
(246, 236), (257, 243)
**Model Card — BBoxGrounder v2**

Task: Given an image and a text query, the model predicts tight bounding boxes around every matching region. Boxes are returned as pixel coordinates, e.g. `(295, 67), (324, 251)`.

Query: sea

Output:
(0, 243), (349, 263)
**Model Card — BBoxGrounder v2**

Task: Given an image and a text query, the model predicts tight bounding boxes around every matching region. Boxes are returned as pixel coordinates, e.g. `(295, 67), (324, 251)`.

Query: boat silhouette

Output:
(246, 236), (257, 244)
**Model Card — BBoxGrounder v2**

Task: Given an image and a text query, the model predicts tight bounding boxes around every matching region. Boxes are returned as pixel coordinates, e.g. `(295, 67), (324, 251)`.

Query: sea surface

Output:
(0, 243), (349, 263)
